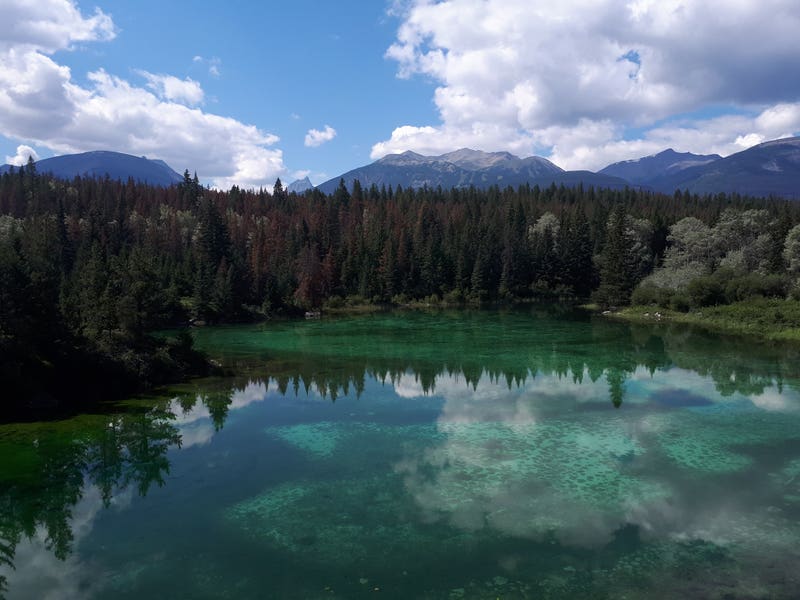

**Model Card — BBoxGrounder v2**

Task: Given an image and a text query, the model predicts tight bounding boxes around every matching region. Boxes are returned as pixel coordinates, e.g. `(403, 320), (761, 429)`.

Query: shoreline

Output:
(595, 298), (800, 344)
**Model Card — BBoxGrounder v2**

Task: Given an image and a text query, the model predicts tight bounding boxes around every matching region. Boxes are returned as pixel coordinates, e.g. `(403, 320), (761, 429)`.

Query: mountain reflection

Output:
(2, 310), (800, 597)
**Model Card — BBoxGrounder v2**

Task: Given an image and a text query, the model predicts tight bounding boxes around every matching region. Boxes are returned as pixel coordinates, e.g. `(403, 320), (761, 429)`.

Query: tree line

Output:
(2, 161), (800, 411)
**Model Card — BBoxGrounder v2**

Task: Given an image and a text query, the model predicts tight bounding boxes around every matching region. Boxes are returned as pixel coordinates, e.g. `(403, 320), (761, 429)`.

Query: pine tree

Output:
(595, 204), (632, 307)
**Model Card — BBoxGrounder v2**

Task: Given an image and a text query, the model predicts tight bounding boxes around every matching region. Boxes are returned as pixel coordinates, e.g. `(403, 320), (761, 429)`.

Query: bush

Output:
(686, 275), (725, 307)
(344, 295), (367, 306)
(391, 293), (409, 305)
(442, 288), (465, 304)
(669, 291), (692, 312)
(324, 295), (345, 309)
(789, 279), (800, 301)
(642, 269), (790, 311)
(631, 283), (671, 307)
(723, 273), (787, 303)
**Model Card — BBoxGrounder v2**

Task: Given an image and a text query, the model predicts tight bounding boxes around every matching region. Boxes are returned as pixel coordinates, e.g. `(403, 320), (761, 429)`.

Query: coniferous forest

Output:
(2, 161), (800, 414)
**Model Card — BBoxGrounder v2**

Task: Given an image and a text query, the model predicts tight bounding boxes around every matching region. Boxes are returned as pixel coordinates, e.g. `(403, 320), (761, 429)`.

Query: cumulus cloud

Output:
(0, 0), (115, 53)
(304, 125), (337, 147)
(544, 104), (800, 170)
(376, 0), (800, 168)
(4, 144), (39, 165)
(394, 365), (800, 553)
(137, 70), (204, 106)
(0, 1), (286, 189)
(0, 483), (131, 599)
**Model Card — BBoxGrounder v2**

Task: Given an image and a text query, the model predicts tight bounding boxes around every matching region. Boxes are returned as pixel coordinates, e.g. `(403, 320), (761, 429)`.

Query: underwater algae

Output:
(652, 404), (800, 474)
(231, 415), (667, 560)
(223, 388), (800, 599)
(270, 422), (349, 458)
(6, 310), (800, 599)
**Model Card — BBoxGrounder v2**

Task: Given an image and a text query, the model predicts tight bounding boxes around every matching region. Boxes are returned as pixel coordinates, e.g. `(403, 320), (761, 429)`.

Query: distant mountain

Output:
(287, 176), (314, 193)
(0, 151), (183, 187)
(643, 137), (800, 198)
(317, 148), (629, 194)
(600, 149), (722, 185)
(7, 138), (796, 199)
(318, 150), (474, 193)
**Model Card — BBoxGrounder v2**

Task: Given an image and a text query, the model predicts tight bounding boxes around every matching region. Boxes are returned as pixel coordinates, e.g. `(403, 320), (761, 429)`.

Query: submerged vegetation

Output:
(2, 310), (800, 598)
(2, 159), (800, 413)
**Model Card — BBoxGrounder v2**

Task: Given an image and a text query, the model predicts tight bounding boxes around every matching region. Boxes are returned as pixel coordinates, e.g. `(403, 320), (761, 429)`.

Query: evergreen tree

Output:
(595, 204), (633, 307)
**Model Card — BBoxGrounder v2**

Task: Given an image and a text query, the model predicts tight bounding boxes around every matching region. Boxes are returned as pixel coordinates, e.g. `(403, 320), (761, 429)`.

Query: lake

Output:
(2, 307), (800, 599)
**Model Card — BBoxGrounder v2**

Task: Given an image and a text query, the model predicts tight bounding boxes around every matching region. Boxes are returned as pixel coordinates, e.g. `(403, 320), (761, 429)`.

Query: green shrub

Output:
(789, 279), (800, 301)
(723, 273), (787, 303)
(687, 275), (725, 308)
(442, 288), (465, 304)
(324, 295), (344, 309)
(669, 291), (692, 312)
(631, 283), (670, 307)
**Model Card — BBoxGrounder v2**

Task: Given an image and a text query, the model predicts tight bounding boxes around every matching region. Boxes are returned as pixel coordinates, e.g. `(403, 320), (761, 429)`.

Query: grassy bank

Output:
(607, 298), (800, 343)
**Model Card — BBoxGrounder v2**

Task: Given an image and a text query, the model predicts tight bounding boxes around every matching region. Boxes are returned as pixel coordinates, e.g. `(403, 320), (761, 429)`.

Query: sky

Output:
(1, 0), (800, 190)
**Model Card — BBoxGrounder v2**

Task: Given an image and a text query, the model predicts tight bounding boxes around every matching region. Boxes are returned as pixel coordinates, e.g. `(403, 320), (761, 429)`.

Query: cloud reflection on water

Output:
(391, 366), (800, 556)
(0, 484), (133, 600)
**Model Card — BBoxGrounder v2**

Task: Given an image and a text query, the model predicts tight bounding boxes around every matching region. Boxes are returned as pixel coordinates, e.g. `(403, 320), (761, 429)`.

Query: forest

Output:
(2, 160), (800, 413)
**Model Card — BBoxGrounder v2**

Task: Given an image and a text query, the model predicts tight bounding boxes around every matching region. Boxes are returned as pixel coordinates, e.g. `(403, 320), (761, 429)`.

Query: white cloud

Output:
(304, 125), (337, 147)
(192, 55), (221, 77)
(0, 1), (286, 189)
(391, 372), (430, 398)
(376, 0), (800, 168)
(750, 385), (800, 412)
(0, 483), (131, 599)
(137, 70), (204, 106)
(394, 366), (800, 554)
(0, 0), (115, 53)
(544, 103), (800, 170)
(4, 144), (39, 165)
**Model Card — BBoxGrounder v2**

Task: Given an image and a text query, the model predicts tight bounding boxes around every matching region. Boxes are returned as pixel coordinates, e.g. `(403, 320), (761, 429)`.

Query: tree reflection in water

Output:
(1, 309), (799, 597)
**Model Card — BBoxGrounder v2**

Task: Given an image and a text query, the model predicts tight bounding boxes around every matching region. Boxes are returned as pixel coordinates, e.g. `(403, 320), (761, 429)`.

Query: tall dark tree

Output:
(595, 204), (634, 307)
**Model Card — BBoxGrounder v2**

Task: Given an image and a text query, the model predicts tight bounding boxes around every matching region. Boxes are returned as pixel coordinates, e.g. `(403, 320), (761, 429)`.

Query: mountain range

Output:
(634, 137), (800, 198)
(0, 150), (183, 187)
(3, 137), (800, 199)
(314, 137), (800, 199)
(316, 148), (630, 194)
(599, 149), (723, 186)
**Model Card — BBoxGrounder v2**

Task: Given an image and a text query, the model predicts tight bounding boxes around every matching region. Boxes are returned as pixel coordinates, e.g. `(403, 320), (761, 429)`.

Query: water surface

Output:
(2, 308), (800, 599)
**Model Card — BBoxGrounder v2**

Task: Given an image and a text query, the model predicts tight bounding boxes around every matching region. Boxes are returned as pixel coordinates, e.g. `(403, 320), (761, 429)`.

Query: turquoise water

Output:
(2, 308), (800, 598)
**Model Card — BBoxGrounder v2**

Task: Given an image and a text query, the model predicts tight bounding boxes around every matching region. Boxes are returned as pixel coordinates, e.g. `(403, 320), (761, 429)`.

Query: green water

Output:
(2, 307), (800, 599)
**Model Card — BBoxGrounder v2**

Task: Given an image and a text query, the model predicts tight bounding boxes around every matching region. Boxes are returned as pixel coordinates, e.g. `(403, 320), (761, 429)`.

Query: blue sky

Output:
(86, 0), (439, 182)
(2, 1), (800, 188)
(0, 1), (438, 186)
